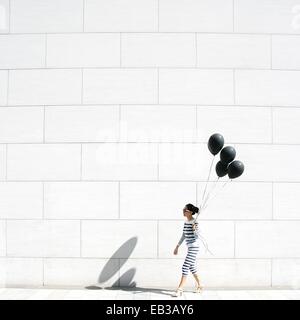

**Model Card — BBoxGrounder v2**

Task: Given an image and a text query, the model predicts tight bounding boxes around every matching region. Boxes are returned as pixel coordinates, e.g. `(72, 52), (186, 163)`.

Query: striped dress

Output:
(177, 218), (201, 276)
(177, 218), (201, 247)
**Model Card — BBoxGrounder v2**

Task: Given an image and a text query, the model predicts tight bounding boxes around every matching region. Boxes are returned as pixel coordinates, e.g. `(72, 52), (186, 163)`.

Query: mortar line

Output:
(2, 103), (300, 109)
(3, 141), (300, 145)
(119, 33), (122, 67)
(271, 182), (274, 220)
(5, 144), (8, 180)
(157, 0), (159, 32)
(270, 258), (273, 287)
(233, 69), (236, 105)
(232, 0), (235, 32)
(157, 220), (159, 258)
(233, 220), (236, 258)
(271, 106), (274, 144)
(195, 33), (198, 67)
(195, 105), (198, 140)
(8, 0), (11, 33)
(1, 218), (298, 222)
(195, 181), (198, 206)
(270, 35), (273, 69)
(157, 68), (159, 104)
(42, 257), (45, 286)
(118, 258), (121, 287)
(157, 143), (159, 180)
(80, 144), (83, 180)
(80, 220), (82, 257)
(82, 0), (85, 32)
(4, 66), (300, 71)
(81, 68), (84, 104)
(118, 104), (121, 142)
(0, 256), (295, 260)
(44, 34), (47, 67)
(1, 179), (299, 183)
(6, 70), (9, 106)
(42, 182), (45, 219)
(118, 181), (120, 219)
(5, 219), (7, 257)
(6, 31), (300, 36)
(43, 106), (46, 143)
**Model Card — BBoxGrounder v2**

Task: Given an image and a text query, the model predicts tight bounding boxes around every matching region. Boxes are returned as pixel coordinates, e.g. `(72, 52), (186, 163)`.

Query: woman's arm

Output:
(192, 222), (199, 236)
(177, 232), (185, 247)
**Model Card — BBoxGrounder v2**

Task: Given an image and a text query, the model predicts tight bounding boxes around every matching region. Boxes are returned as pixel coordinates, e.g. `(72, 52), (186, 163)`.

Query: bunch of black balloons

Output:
(208, 133), (244, 179)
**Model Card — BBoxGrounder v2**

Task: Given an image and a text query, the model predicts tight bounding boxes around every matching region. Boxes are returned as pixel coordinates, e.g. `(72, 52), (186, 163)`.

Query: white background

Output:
(1, 0), (300, 288)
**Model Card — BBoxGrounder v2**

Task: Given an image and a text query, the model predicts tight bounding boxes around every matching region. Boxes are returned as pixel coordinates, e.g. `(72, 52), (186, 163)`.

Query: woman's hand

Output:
(173, 246), (179, 255)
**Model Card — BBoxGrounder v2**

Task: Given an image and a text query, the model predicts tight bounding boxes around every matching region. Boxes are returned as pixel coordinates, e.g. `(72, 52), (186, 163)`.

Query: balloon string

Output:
(202, 178), (231, 211)
(202, 177), (219, 210)
(195, 178), (231, 257)
(199, 156), (215, 213)
(195, 176), (219, 223)
(198, 232), (214, 256)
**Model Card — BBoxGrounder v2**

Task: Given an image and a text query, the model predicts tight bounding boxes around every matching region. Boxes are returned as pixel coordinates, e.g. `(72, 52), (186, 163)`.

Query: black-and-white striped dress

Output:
(177, 218), (201, 276)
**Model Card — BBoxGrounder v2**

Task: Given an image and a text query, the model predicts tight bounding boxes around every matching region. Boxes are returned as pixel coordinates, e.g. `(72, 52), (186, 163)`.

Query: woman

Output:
(172, 203), (203, 297)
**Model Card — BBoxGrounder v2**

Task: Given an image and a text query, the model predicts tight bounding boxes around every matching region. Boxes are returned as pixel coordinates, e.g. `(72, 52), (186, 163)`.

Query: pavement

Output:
(0, 287), (300, 300)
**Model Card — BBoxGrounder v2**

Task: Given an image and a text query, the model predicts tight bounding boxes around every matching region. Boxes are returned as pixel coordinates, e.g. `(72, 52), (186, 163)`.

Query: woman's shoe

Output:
(172, 287), (183, 297)
(194, 285), (203, 293)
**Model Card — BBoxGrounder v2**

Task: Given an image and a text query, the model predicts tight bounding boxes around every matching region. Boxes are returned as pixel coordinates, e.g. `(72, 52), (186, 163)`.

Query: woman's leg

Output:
(189, 246), (201, 286)
(178, 246), (197, 289)
(177, 275), (188, 289)
(192, 273), (201, 287)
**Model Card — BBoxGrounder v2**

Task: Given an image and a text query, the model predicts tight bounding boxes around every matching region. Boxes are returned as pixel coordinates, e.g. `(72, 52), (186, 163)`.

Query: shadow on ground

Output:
(85, 237), (175, 297)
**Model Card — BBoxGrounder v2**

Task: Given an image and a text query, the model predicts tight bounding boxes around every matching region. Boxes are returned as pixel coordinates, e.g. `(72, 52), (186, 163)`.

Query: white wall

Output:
(1, 0), (300, 289)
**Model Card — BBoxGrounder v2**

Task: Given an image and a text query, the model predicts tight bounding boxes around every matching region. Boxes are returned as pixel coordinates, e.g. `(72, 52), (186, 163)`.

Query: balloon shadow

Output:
(85, 237), (174, 297)
(85, 237), (137, 290)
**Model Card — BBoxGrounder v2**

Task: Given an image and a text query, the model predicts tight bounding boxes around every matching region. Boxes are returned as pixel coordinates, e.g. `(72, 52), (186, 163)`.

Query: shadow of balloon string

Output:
(85, 237), (174, 296)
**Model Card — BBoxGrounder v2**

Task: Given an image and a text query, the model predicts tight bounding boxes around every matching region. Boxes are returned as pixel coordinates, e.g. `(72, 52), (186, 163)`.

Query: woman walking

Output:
(172, 203), (203, 297)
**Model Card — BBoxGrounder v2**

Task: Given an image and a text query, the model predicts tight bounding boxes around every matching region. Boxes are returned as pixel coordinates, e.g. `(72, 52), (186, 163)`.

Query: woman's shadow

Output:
(85, 237), (174, 297)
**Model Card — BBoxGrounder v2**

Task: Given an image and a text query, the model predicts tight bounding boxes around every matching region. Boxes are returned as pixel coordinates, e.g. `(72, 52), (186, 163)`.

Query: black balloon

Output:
(215, 161), (228, 177)
(228, 160), (244, 179)
(220, 146), (236, 164)
(208, 133), (224, 155)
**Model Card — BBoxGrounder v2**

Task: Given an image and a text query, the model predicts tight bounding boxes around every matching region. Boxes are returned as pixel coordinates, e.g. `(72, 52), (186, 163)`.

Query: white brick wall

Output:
(234, 0), (300, 34)
(44, 182), (119, 219)
(0, 258), (43, 287)
(0, 107), (44, 143)
(84, 0), (158, 32)
(159, 0), (233, 32)
(196, 34), (271, 68)
(7, 144), (81, 180)
(44, 105), (119, 142)
(83, 69), (158, 104)
(0, 182), (43, 219)
(44, 258), (120, 287)
(46, 34), (120, 68)
(1, 0), (300, 289)
(9, 69), (82, 105)
(272, 36), (300, 70)
(7, 220), (80, 257)
(10, 0), (83, 33)
(159, 69), (234, 104)
(122, 33), (196, 67)
(0, 35), (45, 69)
(273, 183), (300, 220)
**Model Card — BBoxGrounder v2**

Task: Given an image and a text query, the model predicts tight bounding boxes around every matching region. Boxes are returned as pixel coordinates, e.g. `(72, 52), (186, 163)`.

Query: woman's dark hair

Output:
(185, 203), (199, 215)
